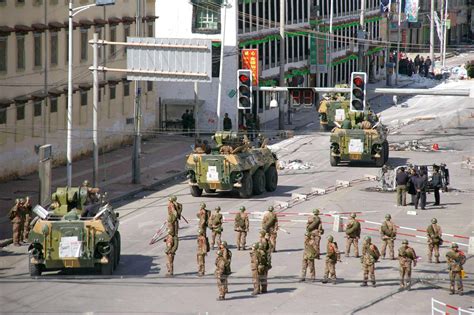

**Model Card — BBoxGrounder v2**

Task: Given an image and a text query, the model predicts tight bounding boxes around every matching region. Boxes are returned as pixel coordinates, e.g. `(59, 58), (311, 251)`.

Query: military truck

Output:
(329, 113), (389, 167)
(318, 84), (350, 131)
(185, 131), (278, 198)
(27, 185), (120, 276)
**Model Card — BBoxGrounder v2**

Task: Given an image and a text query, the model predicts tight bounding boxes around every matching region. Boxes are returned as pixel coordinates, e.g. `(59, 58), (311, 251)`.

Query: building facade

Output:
(0, 0), (157, 180)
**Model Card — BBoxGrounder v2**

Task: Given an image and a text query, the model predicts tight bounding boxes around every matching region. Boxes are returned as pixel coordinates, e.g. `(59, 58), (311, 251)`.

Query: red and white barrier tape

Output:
(431, 297), (473, 315)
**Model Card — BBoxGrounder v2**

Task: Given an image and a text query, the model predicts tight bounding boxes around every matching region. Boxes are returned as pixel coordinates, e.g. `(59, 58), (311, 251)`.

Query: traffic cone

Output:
(432, 143), (439, 151)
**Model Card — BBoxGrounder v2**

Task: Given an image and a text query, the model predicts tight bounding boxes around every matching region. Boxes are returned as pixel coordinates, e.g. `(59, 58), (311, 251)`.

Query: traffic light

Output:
(237, 69), (253, 110)
(350, 72), (367, 112)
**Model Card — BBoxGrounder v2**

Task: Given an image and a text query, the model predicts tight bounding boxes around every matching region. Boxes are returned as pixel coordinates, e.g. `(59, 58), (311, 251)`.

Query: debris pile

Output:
(389, 140), (441, 152)
(278, 159), (313, 170)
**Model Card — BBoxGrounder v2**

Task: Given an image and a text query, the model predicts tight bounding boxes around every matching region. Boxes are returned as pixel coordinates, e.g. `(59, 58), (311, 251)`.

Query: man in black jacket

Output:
(431, 164), (442, 205)
(396, 167), (409, 206)
(413, 169), (428, 210)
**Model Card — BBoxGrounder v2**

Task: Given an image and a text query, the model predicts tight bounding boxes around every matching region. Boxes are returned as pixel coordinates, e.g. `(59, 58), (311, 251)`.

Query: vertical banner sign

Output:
(241, 49), (259, 86)
(404, 0), (419, 22)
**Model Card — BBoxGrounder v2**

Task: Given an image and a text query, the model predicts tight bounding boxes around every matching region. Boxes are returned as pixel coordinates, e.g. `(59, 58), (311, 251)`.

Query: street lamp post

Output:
(67, 0), (115, 188)
(216, 1), (230, 131)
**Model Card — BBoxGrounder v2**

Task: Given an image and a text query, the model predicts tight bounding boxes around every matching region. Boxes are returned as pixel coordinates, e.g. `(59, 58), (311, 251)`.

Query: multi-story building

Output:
(0, 0), (157, 180)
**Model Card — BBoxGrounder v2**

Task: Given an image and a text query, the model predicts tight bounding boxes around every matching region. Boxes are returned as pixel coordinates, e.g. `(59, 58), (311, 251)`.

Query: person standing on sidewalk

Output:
(380, 214), (397, 260)
(223, 113), (232, 131)
(398, 240), (417, 290)
(431, 164), (442, 206)
(345, 213), (361, 257)
(21, 196), (32, 243)
(9, 198), (26, 246)
(234, 206), (249, 250)
(427, 218), (443, 263)
(395, 167), (409, 206)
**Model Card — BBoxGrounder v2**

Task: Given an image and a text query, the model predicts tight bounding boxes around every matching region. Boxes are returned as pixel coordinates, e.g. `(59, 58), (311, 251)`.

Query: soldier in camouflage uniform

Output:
(427, 218), (442, 263)
(250, 243), (260, 295)
(446, 243), (466, 295)
(360, 236), (380, 287)
(322, 235), (340, 284)
(380, 214), (397, 259)
(20, 196), (32, 243)
(345, 213), (361, 257)
(306, 208), (324, 259)
(167, 195), (182, 236)
(234, 206), (249, 250)
(210, 206), (223, 249)
(300, 232), (316, 282)
(215, 250), (227, 300)
(197, 228), (209, 276)
(257, 241), (271, 293)
(197, 202), (211, 235)
(219, 241), (232, 293)
(398, 240), (417, 290)
(9, 198), (27, 246)
(259, 230), (270, 252)
(164, 230), (179, 276)
(262, 206), (279, 252)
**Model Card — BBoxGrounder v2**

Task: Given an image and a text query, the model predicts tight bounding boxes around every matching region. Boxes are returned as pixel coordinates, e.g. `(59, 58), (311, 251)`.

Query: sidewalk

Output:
(0, 76), (415, 244)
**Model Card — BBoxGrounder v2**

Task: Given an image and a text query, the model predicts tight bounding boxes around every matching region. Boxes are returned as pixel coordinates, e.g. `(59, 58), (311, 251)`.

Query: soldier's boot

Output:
(331, 277), (336, 285)
(360, 282), (368, 287)
(435, 255), (440, 263)
(449, 286), (455, 295)
(322, 276), (328, 284)
(372, 282), (376, 288)
(399, 282), (405, 289)
(261, 284), (267, 293)
(406, 281), (411, 291)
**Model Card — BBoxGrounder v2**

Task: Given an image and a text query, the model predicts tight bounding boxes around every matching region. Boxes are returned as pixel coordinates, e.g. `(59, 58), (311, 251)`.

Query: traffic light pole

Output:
(358, 0), (366, 72)
(278, 0), (286, 131)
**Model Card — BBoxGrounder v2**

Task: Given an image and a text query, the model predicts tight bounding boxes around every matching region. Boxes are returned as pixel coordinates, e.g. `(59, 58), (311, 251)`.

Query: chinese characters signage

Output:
(241, 49), (259, 86)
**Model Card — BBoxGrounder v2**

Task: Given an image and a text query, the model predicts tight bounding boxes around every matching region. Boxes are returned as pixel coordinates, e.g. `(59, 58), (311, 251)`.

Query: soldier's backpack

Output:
(371, 245), (381, 261)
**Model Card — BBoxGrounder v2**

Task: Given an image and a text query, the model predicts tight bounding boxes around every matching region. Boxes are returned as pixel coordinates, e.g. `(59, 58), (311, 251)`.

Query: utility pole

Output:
(216, 1), (229, 131)
(43, 1), (48, 145)
(92, 33), (99, 188)
(67, 1), (74, 187)
(358, 0), (366, 72)
(429, 0), (435, 72)
(327, 0), (334, 87)
(440, 0), (444, 69)
(278, 0), (286, 130)
(132, 0), (142, 184)
(442, 0), (448, 67)
(395, 0), (402, 85)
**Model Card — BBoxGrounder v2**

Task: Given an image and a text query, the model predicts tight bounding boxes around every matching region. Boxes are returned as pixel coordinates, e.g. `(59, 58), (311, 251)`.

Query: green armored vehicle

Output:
(329, 112), (389, 167)
(318, 85), (350, 131)
(185, 131), (278, 198)
(27, 184), (120, 276)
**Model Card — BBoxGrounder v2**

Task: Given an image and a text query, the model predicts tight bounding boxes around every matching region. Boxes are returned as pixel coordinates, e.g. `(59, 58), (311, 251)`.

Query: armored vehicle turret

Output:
(318, 84), (350, 131)
(185, 131), (278, 198)
(27, 184), (120, 276)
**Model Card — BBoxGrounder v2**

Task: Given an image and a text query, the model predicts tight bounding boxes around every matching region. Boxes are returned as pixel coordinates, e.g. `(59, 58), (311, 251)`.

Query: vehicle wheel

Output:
(375, 145), (385, 167)
(101, 243), (114, 275)
(115, 231), (121, 264)
(190, 186), (203, 197)
(252, 169), (266, 195)
(383, 141), (389, 164)
(265, 165), (278, 192)
(29, 253), (43, 277)
(239, 171), (253, 198)
(330, 154), (340, 166)
(204, 188), (216, 193)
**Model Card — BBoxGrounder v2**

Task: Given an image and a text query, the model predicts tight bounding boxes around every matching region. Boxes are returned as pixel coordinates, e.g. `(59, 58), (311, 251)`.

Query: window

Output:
(193, 2), (221, 34)
(109, 26), (116, 57)
(0, 106), (6, 124)
(50, 32), (58, 66)
(81, 28), (88, 61)
(65, 30), (69, 63)
(34, 100), (42, 116)
(50, 97), (58, 113)
(147, 23), (154, 37)
(17, 35), (25, 70)
(16, 104), (25, 120)
(80, 90), (88, 106)
(34, 33), (42, 67)
(16, 0), (25, 5)
(147, 81), (153, 92)
(109, 85), (116, 99)
(0, 37), (6, 72)
(123, 81), (130, 96)
(98, 88), (102, 102)
(123, 25), (130, 56)
(211, 44), (220, 77)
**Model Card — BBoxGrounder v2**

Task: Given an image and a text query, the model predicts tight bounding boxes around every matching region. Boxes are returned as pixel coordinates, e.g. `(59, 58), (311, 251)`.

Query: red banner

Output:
(241, 49), (259, 86)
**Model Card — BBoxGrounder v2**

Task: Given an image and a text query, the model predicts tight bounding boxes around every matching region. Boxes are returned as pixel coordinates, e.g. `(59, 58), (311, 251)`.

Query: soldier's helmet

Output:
(198, 228), (204, 235)
(19, 198), (25, 204)
(313, 209), (320, 215)
(402, 240), (408, 245)
(239, 206), (246, 212)
(351, 213), (357, 218)
(217, 250), (223, 256)
(451, 243), (458, 248)
(327, 235), (334, 242)
(82, 180), (90, 187)
(365, 236), (372, 243)
(253, 243), (259, 250)
(200, 202), (206, 208)
(431, 218), (437, 224)
(260, 230), (266, 236)
(268, 206), (274, 212)
(385, 214), (391, 220)
(169, 195), (177, 202)
(215, 206), (221, 212)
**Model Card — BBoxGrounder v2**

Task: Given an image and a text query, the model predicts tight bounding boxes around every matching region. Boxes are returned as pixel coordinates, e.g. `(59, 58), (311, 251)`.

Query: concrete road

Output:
(0, 80), (473, 314)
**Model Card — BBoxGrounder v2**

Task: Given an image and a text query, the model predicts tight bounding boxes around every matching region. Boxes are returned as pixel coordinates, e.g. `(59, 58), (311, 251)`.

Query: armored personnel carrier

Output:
(329, 111), (389, 167)
(185, 131), (278, 198)
(27, 185), (120, 276)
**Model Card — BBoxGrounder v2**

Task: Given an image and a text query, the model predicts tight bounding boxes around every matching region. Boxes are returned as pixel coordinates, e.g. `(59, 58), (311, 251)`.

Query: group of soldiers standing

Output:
(8, 196), (32, 246)
(162, 197), (465, 299)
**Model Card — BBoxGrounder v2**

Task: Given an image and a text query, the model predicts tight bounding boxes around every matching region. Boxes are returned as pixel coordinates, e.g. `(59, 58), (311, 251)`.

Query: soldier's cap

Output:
(217, 250), (223, 256)
(169, 195), (177, 201)
(215, 206), (221, 211)
(364, 236), (372, 242)
(385, 214), (391, 219)
(313, 209), (320, 215)
(200, 202), (206, 208)
(402, 240), (408, 245)
(451, 243), (458, 248)
(268, 206), (274, 212)
(253, 243), (259, 249)
(239, 206), (246, 211)
(221, 241), (228, 247)
(431, 218), (437, 223)
(82, 180), (90, 187)
(327, 235), (334, 242)
(198, 228), (204, 235)
(351, 213), (357, 218)
(259, 230), (266, 235)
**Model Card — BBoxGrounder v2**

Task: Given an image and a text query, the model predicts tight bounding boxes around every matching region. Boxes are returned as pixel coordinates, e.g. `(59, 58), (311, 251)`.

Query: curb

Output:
(0, 238), (13, 248)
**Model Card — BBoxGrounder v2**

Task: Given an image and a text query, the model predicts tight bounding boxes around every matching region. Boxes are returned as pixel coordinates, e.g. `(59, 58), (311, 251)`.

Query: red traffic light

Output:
(353, 76), (364, 87)
(239, 74), (250, 84)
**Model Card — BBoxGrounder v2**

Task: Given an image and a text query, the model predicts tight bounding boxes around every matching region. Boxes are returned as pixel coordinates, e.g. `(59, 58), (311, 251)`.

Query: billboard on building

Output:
(404, 0), (419, 22)
(241, 49), (259, 86)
